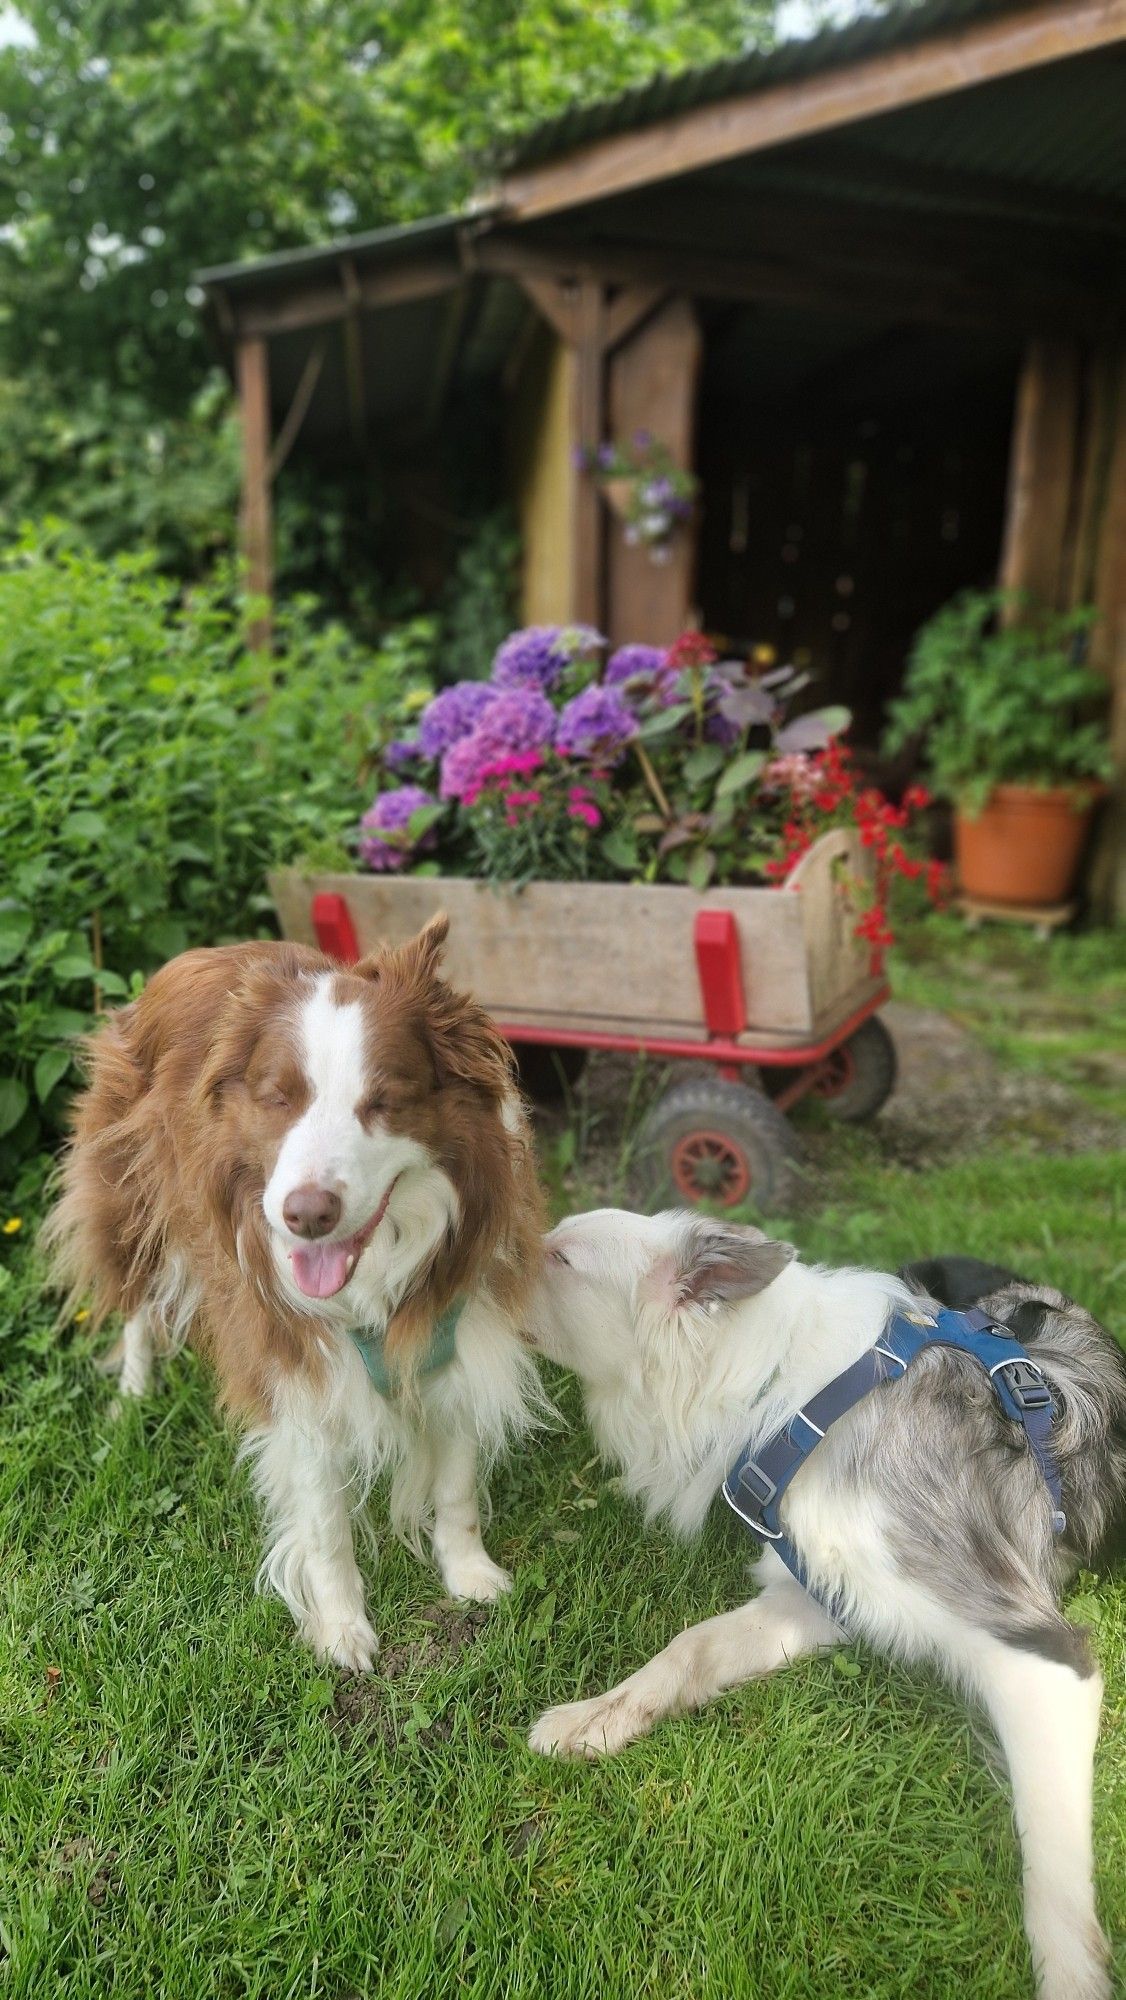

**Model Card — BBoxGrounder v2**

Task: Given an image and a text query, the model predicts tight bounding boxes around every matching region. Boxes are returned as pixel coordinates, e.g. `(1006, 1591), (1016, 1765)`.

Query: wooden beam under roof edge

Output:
(499, 0), (1126, 222)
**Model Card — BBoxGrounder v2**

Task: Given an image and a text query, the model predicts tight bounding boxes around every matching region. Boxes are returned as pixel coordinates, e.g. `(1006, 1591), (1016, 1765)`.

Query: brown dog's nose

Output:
(282, 1185), (342, 1239)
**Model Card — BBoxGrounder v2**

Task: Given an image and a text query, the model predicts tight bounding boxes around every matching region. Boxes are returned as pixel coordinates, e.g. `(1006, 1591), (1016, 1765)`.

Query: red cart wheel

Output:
(809, 1016), (897, 1122)
(812, 1042), (857, 1100)
(670, 1130), (752, 1206)
(636, 1077), (801, 1216)
(760, 1016), (897, 1124)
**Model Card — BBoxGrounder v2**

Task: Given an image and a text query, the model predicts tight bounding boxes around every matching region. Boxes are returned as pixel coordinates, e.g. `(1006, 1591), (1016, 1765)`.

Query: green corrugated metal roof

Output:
(503, 0), (1053, 171)
(194, 210), (475, 295)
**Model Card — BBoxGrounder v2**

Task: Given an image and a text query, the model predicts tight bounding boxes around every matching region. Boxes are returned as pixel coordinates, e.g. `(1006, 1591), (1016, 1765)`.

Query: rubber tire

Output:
(514, 1042), (588, 1104)
(811, 1015), (897, 1123)
(634, 1075), (802, 1216)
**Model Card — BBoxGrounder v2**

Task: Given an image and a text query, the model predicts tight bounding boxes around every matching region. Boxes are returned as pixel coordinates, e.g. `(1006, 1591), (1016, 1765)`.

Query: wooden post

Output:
(1087, 356), (1126, 920)
(607, 295), (701, 647)
(236, 335), (273, 649)
(571, 278), (605, 628)
(997, 338), (1080, 612)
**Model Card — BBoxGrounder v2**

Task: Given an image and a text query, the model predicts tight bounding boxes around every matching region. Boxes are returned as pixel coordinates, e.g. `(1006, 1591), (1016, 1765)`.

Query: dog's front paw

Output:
(304, 1611), (378, 1674)
(529, 1690), (637, 1759)
(440, 1550), (513, 1603)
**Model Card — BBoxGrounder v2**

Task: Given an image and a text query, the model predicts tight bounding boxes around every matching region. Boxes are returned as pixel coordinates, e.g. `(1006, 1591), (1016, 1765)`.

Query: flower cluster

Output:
(357, 624), (942, 948)
(438, 688), (557, 801)
(492, 623), (604, 691)
(358, 784), (437, 873)
(555, 684), (637, 763)
(762, 744), (945, 964)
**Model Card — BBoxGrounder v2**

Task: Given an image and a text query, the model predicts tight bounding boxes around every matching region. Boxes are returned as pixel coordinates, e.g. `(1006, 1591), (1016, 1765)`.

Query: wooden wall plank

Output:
(1087, 356), (1126, 918)
(269, 834), (879, 1042)
(998, 337), (1081, 610)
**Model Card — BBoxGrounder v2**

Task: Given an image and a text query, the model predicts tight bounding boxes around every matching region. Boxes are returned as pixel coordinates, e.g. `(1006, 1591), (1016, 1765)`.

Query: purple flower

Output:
(358, 785), (437, 873)
(556, 685), (638, 764)
(605, 645), (683, 709)
(492, 626), (566, 691)
(417, 680), (497, 760)
(705, 708), (742, 747)
(384, 736), (423, 772)
(492, 624), (604, 692)
(439, 688), (557, 801)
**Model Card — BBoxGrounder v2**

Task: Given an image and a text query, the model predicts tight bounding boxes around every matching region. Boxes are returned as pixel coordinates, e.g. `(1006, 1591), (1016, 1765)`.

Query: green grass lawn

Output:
(2, 924), (1124, 1999)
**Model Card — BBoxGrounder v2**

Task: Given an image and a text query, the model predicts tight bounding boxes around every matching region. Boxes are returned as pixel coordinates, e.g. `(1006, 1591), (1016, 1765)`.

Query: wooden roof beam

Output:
(472, 229), (1119, 336)
(233, 256), (462, 339)
(499, 0), (1126, 221)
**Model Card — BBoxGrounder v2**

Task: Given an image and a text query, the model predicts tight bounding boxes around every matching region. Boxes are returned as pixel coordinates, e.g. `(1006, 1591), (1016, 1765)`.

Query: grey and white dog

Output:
(528, 1210), (1126, 2000)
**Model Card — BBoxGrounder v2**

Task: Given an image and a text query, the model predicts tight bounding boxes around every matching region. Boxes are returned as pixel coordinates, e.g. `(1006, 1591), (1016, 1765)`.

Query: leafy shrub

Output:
(0, 533), (405, 1161)
(885, 590), (1112, 810)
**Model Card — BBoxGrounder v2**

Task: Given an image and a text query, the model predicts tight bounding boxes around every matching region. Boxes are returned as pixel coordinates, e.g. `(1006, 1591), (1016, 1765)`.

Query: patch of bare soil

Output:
(326, 1601), (489, 1751)
(47, 1836), (118, 1905)
(877, 1002), (1125, 1166)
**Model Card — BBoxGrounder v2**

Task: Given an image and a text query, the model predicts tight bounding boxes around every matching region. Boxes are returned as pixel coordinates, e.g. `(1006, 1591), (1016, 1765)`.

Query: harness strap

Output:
(349, 1297), (463, 1398)
(722, 1302), (1064, 1628)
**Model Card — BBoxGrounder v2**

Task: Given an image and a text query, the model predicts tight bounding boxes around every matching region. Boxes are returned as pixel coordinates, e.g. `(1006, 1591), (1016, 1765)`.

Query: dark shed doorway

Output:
(694, 306), (1021, 742)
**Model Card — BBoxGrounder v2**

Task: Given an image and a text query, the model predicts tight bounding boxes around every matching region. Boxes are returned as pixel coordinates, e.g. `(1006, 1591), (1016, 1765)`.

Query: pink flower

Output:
(567, 799), (601, 829)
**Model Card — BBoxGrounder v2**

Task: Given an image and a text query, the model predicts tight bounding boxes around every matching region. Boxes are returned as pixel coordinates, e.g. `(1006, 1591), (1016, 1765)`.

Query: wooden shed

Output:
(197, 0), (1126, 910)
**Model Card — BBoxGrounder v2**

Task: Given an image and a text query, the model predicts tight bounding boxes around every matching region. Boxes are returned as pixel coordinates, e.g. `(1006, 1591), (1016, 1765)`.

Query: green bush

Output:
(0, 532), (408, 1163)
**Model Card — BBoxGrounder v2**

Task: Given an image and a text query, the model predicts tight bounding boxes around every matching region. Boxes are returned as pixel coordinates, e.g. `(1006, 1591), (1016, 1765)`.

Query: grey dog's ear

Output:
(674, 1220), (796, 1308)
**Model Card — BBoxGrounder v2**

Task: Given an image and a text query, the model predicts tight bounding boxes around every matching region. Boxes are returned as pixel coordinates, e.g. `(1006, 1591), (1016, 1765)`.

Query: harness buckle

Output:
(735, 1459), (778, 1512)
(993, 1358), (1054, 1414)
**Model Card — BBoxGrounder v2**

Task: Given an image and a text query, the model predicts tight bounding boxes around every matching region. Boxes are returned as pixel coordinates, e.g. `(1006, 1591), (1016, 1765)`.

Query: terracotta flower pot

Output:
(600, 477), (635, 522)
(955, 784), (1101, 907)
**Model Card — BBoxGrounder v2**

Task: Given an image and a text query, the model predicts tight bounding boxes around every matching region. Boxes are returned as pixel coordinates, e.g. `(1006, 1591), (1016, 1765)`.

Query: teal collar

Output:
(349, 1297), (464, 1398)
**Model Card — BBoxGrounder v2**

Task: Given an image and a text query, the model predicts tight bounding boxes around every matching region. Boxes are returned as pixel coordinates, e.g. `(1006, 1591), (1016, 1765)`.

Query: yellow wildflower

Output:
(2, 1217), (22, 1235)
(75, 1308), (90, 1323)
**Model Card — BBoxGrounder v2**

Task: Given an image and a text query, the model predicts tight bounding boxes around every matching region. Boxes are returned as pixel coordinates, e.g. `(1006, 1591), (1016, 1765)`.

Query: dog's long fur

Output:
(45, 916), (546, 1668)
(529, 1209), (1126, 2000)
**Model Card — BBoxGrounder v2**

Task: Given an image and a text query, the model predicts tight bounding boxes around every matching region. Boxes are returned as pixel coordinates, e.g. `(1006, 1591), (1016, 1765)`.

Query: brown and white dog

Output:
(45, 916), (545, 1670)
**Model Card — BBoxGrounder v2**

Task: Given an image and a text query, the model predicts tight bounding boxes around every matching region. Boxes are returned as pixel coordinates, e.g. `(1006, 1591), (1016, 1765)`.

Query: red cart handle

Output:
(694, 910), (747, 1037)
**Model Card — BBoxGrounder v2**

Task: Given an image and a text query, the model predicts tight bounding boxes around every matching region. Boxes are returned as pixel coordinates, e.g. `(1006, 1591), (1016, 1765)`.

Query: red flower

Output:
(665, 630), (717, 672)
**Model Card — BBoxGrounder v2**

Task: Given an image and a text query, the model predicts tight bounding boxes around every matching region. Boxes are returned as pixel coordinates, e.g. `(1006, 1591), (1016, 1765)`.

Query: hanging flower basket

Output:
(577, 433), (698, 564)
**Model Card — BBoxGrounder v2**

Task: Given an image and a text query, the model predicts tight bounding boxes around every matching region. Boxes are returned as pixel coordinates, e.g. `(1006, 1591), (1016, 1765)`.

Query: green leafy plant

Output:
(885, 590), (1111, 811)
(0, 532), (405, 1162)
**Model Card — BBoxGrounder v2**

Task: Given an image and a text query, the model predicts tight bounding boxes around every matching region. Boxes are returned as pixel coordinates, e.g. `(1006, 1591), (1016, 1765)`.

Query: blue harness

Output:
(722, 1304), (1064, 1625)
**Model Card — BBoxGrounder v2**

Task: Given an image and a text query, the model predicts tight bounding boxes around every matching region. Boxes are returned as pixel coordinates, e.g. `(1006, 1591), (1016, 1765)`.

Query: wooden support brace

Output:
(268, 336), (327, 482)
(517, 272), (579, 345)
(603, 284), (667, 355)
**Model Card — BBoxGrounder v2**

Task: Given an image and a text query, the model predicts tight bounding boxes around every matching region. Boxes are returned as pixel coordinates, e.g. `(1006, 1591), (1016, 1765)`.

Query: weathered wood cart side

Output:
(270, 829), (895, 1213)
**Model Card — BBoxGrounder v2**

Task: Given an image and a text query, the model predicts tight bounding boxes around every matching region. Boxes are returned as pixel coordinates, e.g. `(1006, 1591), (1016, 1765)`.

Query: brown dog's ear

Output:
(354, 911), (450, 984)
(673, 1220), (795, 1308)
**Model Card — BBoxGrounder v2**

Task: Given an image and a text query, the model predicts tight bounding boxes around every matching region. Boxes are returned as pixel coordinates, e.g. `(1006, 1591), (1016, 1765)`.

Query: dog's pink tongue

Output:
(290, 1240), (353, 1300)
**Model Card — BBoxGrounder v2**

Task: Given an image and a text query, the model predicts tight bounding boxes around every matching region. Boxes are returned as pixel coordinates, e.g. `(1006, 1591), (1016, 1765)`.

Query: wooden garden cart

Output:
(271, 828), (895, 1214)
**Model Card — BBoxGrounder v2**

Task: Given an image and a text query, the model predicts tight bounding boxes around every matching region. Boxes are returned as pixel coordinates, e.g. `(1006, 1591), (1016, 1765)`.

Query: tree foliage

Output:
(0, 0), (773, 410)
